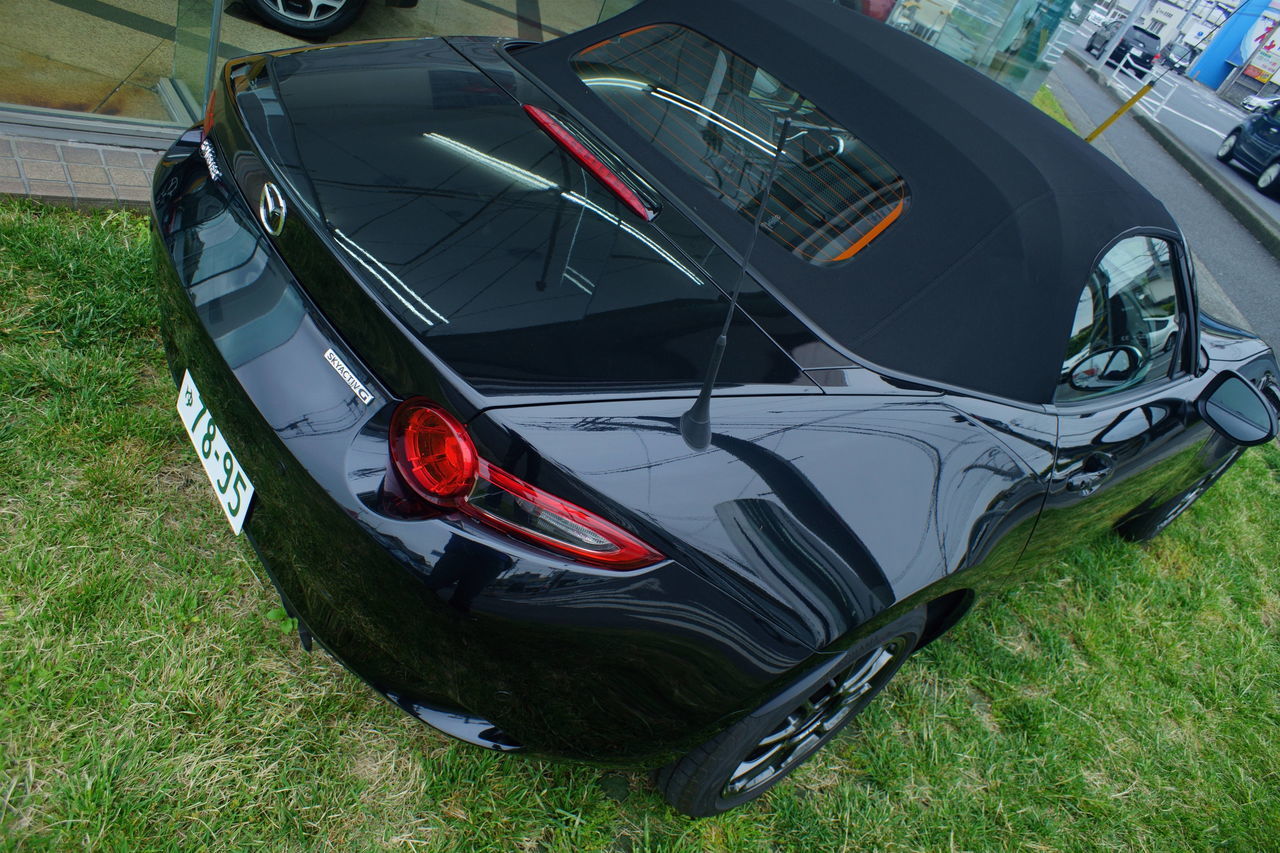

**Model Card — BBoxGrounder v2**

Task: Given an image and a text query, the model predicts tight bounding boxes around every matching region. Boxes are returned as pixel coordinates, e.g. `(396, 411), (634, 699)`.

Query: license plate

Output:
(177, 370), (255, 535)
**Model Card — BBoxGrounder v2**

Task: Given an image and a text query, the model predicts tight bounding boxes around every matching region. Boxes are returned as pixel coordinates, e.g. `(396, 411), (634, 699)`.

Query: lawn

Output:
(2, 186), (1279, 850)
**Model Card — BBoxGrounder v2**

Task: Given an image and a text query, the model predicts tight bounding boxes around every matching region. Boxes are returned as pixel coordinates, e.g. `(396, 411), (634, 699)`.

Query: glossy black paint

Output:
(219, 39), (819, 409)
(474, 392), (1052, 654)
(154, 135), (828, 763)
(151, 33), (1279, 769)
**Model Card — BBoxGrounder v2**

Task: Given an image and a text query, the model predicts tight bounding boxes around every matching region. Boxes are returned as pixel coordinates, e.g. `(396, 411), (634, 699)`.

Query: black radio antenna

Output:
(680, 114), (793, 451)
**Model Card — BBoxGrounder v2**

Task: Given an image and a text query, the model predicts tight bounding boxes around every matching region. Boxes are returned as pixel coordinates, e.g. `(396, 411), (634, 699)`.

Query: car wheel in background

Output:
(1257, 161), (1280, 198)
(655, 608), (926, 817)
(1216, 132), (1239, 164)
(246, 0), (366, 38)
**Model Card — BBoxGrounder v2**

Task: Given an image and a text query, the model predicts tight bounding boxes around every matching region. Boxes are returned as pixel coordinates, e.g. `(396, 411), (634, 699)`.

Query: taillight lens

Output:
(389, 400), (662, 570)
(523, 104), (657, 222)
(390, 403), (478, 501)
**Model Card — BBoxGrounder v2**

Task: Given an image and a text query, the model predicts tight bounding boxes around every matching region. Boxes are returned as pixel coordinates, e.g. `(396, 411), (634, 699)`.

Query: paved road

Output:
(1071, 29), (1280, 225)
(1045, 58), (1280, 355)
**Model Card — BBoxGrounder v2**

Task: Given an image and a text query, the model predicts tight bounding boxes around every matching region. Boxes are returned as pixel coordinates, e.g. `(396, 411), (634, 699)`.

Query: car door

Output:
(1019, 232), (1225, 566)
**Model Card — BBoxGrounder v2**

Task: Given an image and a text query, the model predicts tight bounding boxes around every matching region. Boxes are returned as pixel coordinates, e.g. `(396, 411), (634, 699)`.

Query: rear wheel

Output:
(1257, 160), (1280, 198)
(1216, 132), (1239, 164)
(655, 609), (925, 817)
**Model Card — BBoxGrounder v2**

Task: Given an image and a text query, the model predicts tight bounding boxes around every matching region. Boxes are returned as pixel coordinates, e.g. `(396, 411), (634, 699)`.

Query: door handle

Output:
(1065, 454), (1115, 495)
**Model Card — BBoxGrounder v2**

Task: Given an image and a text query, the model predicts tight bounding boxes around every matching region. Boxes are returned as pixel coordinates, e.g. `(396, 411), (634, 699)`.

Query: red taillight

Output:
(389, 400), (663, 570)
(390, 402), (478, 501)
(523, 104), (657, 222)
(201, 89), (217, 140)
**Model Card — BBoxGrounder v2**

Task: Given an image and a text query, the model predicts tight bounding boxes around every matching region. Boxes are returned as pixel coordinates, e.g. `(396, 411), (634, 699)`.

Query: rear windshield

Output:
(570, 24), (908, 266)
(1127, 28), (1160, 49)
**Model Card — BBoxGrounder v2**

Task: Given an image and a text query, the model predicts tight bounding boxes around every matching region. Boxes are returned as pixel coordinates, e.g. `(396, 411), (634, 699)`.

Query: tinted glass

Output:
(571, 24), (908, 265)
(1057, 236), (1182, 403)
(1126, 28), (1160, 50)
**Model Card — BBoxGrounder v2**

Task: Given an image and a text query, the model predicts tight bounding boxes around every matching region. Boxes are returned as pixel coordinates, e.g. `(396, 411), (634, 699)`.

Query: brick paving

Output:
(0, 133), (163, 209)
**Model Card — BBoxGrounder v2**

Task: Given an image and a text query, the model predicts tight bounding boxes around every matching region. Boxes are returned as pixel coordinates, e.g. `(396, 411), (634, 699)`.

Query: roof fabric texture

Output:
(512, 0), (1179, 403)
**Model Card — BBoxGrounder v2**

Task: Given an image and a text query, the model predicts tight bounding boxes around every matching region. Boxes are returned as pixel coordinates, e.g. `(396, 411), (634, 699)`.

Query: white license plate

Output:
(177, 370), (255, 535)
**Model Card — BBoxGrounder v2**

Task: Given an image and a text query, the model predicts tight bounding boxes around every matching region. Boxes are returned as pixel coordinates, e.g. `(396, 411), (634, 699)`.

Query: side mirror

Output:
(1069, 346), (1143, 392)
(1198, 371), (1278, 446)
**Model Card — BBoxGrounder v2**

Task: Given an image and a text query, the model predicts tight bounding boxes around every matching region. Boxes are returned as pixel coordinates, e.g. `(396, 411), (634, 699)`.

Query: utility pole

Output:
(1092, 0), (1151, 69)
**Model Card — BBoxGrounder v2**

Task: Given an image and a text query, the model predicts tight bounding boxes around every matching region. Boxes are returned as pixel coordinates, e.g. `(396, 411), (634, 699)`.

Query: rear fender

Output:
(474, 392), (1048, 653)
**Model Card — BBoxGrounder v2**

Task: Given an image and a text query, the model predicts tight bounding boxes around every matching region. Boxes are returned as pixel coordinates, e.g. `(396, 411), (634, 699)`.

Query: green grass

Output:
(3, 197), (1280, 852)
(1034, 85), (1076, 131)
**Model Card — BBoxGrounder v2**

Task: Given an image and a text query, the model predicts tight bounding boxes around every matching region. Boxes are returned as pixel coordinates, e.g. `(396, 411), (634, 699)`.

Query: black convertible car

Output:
(151, 0), (1280, 816)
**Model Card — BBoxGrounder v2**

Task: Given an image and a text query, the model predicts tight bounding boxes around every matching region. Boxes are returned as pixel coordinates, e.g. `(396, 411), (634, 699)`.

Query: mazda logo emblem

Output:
(259, 182), (287, 236)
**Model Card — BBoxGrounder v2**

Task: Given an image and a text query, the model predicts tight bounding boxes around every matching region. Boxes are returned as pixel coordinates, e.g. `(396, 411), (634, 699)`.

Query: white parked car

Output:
(1242, 93), (1280, 113)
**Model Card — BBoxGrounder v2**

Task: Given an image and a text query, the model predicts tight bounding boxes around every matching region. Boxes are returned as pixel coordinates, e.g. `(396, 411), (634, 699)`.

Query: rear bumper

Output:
(151, 131), (819, 765)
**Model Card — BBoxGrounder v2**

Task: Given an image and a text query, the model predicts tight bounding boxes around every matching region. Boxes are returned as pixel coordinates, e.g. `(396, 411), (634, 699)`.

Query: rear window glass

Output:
(1127, 28), (1160, 48)
(571, 24), (908, 265)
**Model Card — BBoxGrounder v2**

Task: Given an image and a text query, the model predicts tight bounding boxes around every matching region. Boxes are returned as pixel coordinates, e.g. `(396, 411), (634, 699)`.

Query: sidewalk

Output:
(0, 132), (162, 209)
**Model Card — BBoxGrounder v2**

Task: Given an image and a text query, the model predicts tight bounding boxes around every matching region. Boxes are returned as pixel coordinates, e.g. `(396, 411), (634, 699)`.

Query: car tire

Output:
(1257, 160), (1280, 198)
(654, 608), (926, 817)
(245, 0), (366, 38)
(1216, 132), (1239, 164)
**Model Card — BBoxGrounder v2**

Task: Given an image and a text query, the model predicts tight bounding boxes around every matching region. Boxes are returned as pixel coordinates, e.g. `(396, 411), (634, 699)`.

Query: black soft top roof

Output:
(511, 0), (1180, 404)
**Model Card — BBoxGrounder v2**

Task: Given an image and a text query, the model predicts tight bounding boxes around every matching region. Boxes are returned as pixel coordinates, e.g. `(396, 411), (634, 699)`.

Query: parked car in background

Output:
(152, 0), (1280, 817)
(1217, 103), (1280, 198)
(1242, 92), (1280, 113)
(1086, 22), (1162, 78)
(1160, 42), (1199, 74)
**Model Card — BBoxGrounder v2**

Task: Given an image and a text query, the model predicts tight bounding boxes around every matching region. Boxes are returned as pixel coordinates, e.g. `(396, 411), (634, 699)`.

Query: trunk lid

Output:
(219, 38), (817, 413)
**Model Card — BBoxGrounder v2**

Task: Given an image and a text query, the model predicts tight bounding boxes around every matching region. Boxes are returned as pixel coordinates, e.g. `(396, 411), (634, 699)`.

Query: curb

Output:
(1064, 50), (1280, 263)
(0, 192), (151, 213)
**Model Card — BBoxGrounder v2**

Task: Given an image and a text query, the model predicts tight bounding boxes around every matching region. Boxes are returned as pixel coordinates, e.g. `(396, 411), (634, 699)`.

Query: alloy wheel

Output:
(270, 0), (346, 23)
(1260, 162), (1279, 190)
(721, 636), (910, 798)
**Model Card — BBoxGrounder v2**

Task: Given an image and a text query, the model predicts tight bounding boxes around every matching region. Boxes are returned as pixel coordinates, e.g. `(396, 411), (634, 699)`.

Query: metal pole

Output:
(1085, 81), (1157, 140)
(201, 0), (225, 107)
(1092, 0), (1150, 68)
